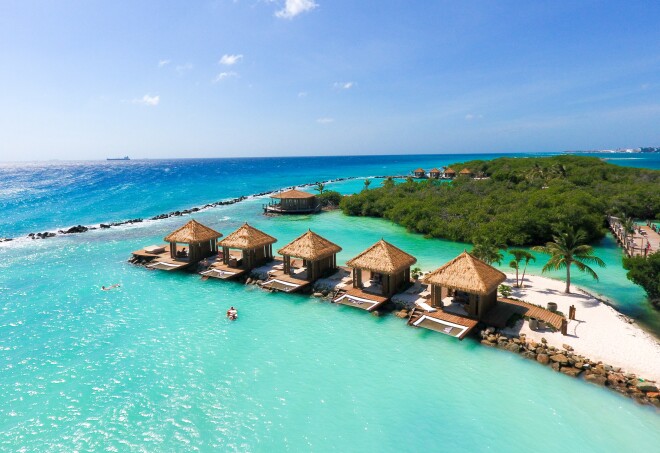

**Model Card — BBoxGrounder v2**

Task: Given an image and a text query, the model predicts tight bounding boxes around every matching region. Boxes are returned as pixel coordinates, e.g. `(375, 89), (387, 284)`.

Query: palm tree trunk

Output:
(515, 268), (519, 287)
(565, 263), (571, 293)
(521, 263), (528, 288)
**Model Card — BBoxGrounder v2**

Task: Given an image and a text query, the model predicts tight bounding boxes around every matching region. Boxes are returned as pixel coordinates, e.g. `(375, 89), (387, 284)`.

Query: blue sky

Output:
(1, 0), (659, 160)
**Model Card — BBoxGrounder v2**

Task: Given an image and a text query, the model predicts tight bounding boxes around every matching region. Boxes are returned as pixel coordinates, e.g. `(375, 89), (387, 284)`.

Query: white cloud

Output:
(175, 63), (193, 75)
(298, 91), (308, 97)
(158, 59), (171, 68)
(275, 0), (318, 19)
(465, 113), (483, 120)
(333, 81), (355, 90)
(219, 54), (243, 65)
(316, 117), (334, 124)
(213, 71), (238, 83)
(133, 94), (160, 106)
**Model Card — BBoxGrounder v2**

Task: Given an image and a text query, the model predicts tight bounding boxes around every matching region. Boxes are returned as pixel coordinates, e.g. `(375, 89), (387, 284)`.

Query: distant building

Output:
(429, 168), (441, 179)
(413, 168), (426, 178)
(443, 167), (456, 179)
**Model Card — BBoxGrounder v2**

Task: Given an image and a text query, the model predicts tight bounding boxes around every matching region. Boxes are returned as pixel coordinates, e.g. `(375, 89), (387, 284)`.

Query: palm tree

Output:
(382, 176), (395, 189)
(363, 179), (371, 191)
(509, 249), (536, 288)
(471, 242), (505, 265)
(531, 226), (605, 293)
(314, 182), (325, 195)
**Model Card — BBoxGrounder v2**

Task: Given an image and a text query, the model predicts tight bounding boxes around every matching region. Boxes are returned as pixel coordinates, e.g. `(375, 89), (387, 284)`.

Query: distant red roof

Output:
(444, 167), (456, 174)
(460, 168), (472, 174)
(414, 168), (425, 173)
(430, 168), (441, 173)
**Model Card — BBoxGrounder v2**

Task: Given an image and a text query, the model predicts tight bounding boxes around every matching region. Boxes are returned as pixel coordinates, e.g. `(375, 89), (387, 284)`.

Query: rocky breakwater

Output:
(480, 329), (660, 408)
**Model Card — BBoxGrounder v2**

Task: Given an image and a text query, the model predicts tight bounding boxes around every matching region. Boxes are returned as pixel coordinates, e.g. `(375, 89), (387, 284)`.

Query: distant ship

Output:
(107, 156), (130, 161)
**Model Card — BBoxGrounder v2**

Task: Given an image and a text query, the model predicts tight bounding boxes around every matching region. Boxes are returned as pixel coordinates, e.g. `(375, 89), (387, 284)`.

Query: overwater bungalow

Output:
(202, 223), (277, 280)
(413, 168), (426, 178)
(459, 168), (473, 177)
(443, 167), (456, 179)
(132, 219), (222, 271)
(263, 189), (321, 214)
(261, 229), (342, 293)
(429, 168), (441, 179)
(407, 251), (505, 339)
(408, 251), (564, 339)
(333, 239), (416, 311)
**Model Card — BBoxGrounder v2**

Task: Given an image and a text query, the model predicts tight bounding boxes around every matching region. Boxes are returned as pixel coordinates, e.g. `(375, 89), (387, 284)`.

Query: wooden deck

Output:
(332, 288), (389, 312)
(131, 245), (192, 271)
(260, 268), (312, 293)
(407, 307), (478, 340)
(482, 298), (564, 330)
(200, 262), (248, 280)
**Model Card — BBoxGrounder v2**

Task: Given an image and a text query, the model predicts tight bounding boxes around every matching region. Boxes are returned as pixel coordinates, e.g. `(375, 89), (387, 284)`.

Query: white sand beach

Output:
(503, 274), (660, 382)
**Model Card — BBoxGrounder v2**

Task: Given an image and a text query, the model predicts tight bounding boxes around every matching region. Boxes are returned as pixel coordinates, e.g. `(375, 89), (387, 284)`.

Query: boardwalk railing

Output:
(607, 215), (656, 258)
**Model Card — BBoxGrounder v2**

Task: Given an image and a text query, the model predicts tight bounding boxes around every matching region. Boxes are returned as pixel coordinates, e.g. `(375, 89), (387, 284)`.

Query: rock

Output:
(607, 373), (626, 386)
(561, 367), (583, 377)
(551, 362), (560, 371)
(636, 382), (659, 393)
(506, 343), (521, 353)
(371, 310), (380, 317)
(541, 337), (547, 344)
(245, 278), (253, 285)
(321, 290), (329, 297)
(313, 292), (324, 298)
(549, 354), (569, 365)
(585, 373), (607, 386)
(395, 310), (409, 319)
(480, 340), (496, 347)
(487, 335), (497, 343)
(536, 354), (549, 365)
(575, 362), (585, 369)
(486, 327), (495, 334)
(650, 398), (660, 408)
(646, 392), (660, 399)
(562, 344), (573, 351)
(100, 224), (111, 229)
(522, 351), (536, 360)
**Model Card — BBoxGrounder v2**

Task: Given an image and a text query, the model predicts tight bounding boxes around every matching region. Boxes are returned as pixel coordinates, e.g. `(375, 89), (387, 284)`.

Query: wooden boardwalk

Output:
(608, 216), (660, 257)
(484, 298), (564, 330)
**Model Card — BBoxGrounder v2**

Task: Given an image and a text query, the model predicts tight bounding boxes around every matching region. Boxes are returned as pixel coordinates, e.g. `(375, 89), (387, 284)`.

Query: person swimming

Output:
(226, 306), (238, 320)
(101, 284), (121, 291)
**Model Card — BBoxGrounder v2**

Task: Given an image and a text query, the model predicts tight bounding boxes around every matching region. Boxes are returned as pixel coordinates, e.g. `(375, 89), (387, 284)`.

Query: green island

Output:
(340, 155), (659, 246)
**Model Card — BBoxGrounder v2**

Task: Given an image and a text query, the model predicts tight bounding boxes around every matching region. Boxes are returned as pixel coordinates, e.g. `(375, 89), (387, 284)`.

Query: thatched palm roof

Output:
(346, 239), (416, 274)
(278, 230), (342, 261)
(164, 219), (222, 243)
(460, 168), (472, 174)
(430, 168), (441, 173)
(271, 189), (315, 199)
(414, 168), (425, 173)
(444, 167), (456, 174)
(423, 251), (506, 295)
(219, 223), (277, 250)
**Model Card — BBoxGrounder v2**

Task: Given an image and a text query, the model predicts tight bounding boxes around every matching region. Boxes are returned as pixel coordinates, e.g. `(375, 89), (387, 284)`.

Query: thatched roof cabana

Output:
(413, 168), (426, 177)
(424, 251), (506, 319)
(347, 239), (416, 274)
(278, 230), (341, 261)
(443, 167), (456, 177)
(429, 168), (441, 178)
(270, 189), (316, 200)
(265, 189), (320, 214)
(164, 219), (222, 243)
(163, 219), (222, 263)
(277, 229), (342, 281)
(218, 223), (277, 269)
(459, 168), (473, 176)
(346, 239), (416, 297)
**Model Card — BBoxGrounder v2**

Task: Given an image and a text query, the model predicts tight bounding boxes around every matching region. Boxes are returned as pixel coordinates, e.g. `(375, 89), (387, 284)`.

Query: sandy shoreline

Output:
(501, 273), (660, 382)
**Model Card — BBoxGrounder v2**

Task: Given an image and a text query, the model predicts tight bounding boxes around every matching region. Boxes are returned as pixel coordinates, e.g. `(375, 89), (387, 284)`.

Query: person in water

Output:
(101, 284), (121, 291)
(226, 306), (238, 320)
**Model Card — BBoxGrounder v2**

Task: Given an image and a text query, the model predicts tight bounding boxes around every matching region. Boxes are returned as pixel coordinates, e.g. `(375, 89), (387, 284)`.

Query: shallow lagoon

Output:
(1, 155), (659, 451)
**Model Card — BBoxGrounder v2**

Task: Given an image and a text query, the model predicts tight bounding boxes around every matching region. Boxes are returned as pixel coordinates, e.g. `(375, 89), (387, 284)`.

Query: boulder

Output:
(522, 351), (536, 360)
(551, 362), (560, 371)
(561, 367), (583, 378)
(645, 391), (660, 399)
(636, 382), (659, 393)
(562, 344), (573, 351)
(480, 340), (496, 347)
(506, 343), (521, 353)
(584, 373), (607, 386)
(607, 373), (626, 386)
(536, 354), (549, 365)
(395, 310), (409, 319)
(549, 354), (569, 365)
(313, 292), (324, 298)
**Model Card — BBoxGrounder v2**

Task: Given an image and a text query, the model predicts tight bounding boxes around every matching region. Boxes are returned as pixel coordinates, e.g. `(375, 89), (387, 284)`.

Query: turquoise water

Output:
(1, 155), (659, 451)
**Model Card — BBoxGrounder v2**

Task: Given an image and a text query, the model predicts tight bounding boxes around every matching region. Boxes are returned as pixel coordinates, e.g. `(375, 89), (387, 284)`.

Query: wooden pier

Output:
(608, 216), (659, 257)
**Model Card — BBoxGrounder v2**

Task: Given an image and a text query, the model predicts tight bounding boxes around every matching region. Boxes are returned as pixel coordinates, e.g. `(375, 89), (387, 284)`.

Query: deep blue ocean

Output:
(1, 152), (659, 452)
